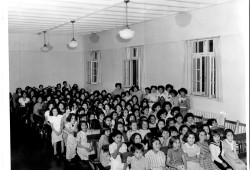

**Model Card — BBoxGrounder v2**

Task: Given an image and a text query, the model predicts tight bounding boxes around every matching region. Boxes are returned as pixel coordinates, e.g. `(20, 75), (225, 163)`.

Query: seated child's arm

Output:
(110, 142), (123, 159)
(166, 156), (178, 169)
(182, 155), (187, 170)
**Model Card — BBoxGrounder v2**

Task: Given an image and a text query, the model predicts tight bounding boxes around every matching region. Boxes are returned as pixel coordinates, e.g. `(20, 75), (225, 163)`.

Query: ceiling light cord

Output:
(71, 21), (75, 40)
(43, 31), (47, 46)
(125, 0), (129, 28)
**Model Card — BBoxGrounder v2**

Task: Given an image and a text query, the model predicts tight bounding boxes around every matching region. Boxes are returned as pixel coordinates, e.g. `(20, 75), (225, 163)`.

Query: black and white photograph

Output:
(0, 0), (248, 170)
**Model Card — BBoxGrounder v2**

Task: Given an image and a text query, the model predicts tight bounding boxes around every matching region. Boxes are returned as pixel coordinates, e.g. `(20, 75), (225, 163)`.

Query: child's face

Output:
(90, 114), (95, 120)
(199, 132), (206, 142)
(98, 103), (103, 109)
(212, 120), (218, 127)
(71, 116), (76, 124)
(105, 105), (110, 111)
(129, 116), (135, 122)
(156, 106), (161, 112)
(171, 131), (178, 137)
(187, 117), (194, 123)
(181, 127), (188, 135)
(81, 116), (87, 121)
(158, 121), (165, 129)
(160, 113), (167, 120)
(123, 110), (129, 117)
(173, 140), (181, 149)
(213, 135), (220, 143)
(134, 111), (140, 117)
(144, 108), (149, 115)
(173, 111), (179, 116)
(105, 118), (111, 126)
(187, 134), (195, 145)
(203, 126), (209, 133)
(116, 106), (121, 112)
(162, 131), (169, 139)
(176, 116), (183, 124)
(159, 88), (163, 94)
(180, 91), (185, 97)
(165, 105), (171, 111)
(81, 123), (88, 132)
(152, 140), (161, 151)
(117, 124), (124, 132)
(170, 93), (176, 97)
(52, 109), (58, 116)
(150, 117), (156, 124)
(226, 132), (234, 142)
(113, 134), (122, 144)
(134, 135), (141, 143)
(169, 121), (175, 127)
(142, 121), (148, 130)
(112, 113), (118, 120)
(131, 123), (138, 131)
(192, 128), (197, 134)
(105, 130), (111, 137)
(99, 114), (104, 121)
(134, 149), (143, 160)
(127, 105), (132, 111)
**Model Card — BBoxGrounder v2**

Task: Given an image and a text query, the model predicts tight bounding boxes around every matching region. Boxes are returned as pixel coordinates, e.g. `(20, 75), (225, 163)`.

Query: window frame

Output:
(88, 50), (101, 85)
(191, 39), (216, 98)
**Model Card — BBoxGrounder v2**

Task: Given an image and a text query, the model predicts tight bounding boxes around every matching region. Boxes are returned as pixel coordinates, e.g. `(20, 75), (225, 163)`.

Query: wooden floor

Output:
(10, 113), (78, 170)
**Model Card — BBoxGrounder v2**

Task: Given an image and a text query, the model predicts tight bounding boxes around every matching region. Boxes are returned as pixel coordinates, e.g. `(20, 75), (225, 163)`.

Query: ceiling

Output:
(8, 0), (234, 36)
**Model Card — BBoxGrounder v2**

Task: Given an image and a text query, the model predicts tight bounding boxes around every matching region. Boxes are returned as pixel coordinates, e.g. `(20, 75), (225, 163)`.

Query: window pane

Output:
(209, 40), (213, 52)
(193, 70), (196, 81)
(202, 57), (205, 92)
(133, 48), (137, 57)
(93, 75), (97, 82)
(133, 60), (137, 85)
(193, 42), (197, 53)
(197, 81), (200, 92)
(193, 58), (196, 69)
(197, 70), (200, 80)
(214, 58), (216, 69)
(193, 81), (196, 92)
(199, 41), (203, 53)
(197, 58), (200, 69)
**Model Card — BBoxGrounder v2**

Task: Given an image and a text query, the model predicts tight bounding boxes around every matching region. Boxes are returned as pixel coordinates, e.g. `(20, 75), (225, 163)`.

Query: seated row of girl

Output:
(99, 122), (246, 170)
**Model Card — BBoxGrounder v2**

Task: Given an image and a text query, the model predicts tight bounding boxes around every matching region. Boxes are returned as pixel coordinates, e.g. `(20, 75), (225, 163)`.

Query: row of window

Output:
(87, 38), (218, 98)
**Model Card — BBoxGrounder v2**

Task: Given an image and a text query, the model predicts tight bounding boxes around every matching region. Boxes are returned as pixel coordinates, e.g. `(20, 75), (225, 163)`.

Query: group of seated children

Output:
(11, 82), (246, 170)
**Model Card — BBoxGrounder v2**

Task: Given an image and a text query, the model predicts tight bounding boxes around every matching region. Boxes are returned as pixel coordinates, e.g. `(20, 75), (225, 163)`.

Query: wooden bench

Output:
(234, 133), (246, 162)
(224, 119), (239, 133)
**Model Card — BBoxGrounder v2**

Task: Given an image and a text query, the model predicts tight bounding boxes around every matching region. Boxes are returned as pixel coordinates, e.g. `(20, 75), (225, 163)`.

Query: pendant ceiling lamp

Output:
(41, 31), (49, 52)
(68, 21), (78, 48)
(119, 0), (135, 40)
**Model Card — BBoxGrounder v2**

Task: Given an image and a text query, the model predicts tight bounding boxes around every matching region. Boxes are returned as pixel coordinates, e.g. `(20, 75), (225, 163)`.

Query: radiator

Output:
(189, 109), (225, 125)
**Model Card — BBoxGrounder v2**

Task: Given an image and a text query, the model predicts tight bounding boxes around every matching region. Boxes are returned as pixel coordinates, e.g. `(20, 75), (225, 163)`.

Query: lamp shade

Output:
(68, 38), (78, 48)
(41, 44), (49, 52)
(119, 28), (135, 39)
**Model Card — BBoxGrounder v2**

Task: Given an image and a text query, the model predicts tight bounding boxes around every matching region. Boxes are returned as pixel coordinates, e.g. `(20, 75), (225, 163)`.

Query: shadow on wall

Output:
(175, 12), (192, 27)
(89, 33), (100, 43)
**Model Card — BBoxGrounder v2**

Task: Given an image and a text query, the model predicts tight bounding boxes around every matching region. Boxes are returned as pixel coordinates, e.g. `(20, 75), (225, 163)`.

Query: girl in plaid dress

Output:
(197, 130), (220, 170)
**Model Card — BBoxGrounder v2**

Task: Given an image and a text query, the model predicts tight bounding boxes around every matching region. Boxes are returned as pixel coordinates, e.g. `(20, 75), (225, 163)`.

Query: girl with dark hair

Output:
(222, 129), (246, 170)
(145, 137), (166, 170)
(197, 130), (220, 170)
(178, 88), (190, 117)
(181, 132), (202, 169)
(98, 128), (111, 167)
(209, 130), (232, 170)
(166, 136), (186, 170)
(64, 113), (78, 162)
(48, 107), (64, 158)
(170, 89), (179, 107)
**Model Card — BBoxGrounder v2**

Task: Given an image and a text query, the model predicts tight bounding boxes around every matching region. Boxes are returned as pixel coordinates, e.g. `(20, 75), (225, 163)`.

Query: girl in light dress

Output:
(76, 121), (94, 169)
(196, 130), (220, 170)
(126, 120), (140, 141)
(109, 130), (128, 170)
(222, 129), (246, 170)
(98, 128), (111, 167)
(181, 132), (203, 170)
(48, 107), (64, 157)
(145, 138), (167, 170)
(64, 113), (78, 162)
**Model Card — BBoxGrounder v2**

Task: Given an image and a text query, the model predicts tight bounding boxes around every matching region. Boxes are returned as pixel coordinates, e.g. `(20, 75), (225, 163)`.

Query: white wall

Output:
(83, 0), (247, 123)
(9, 33), (84, 92)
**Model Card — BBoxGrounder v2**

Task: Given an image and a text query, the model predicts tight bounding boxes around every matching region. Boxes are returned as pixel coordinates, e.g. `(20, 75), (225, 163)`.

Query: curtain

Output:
(184, 41), (193, 94)
(213, 37), (222, 101)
